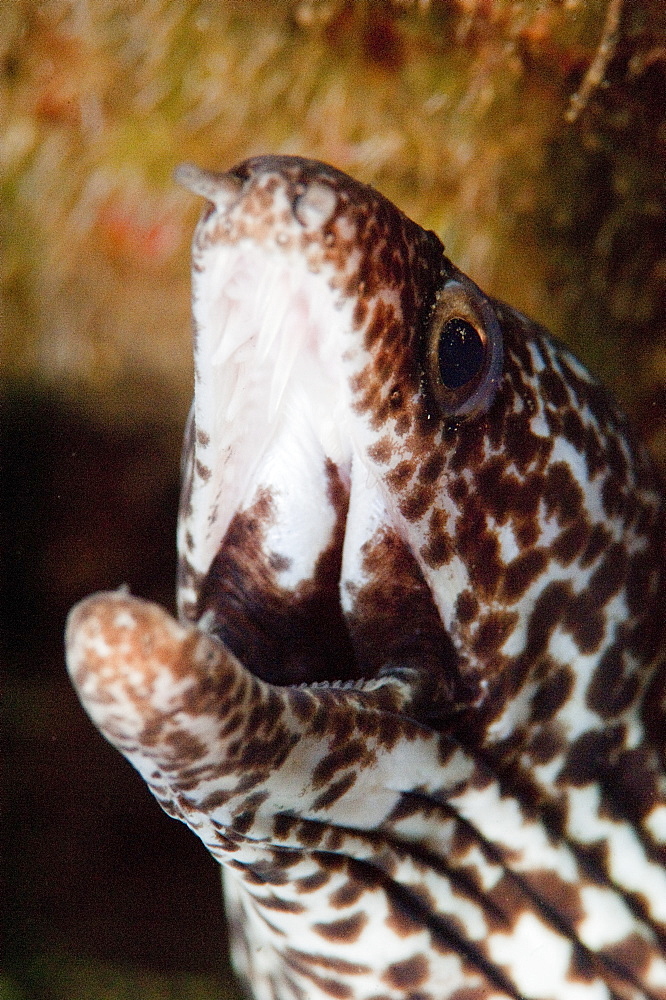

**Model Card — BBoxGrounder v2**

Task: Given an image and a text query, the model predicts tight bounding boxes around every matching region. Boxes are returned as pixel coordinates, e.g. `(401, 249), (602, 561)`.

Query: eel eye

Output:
(426, 271), (503, 419)
(438, 318), (485, 389)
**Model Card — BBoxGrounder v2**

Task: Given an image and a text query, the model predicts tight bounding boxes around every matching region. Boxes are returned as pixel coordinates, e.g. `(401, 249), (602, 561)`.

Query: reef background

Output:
(2, 2), (665, 997)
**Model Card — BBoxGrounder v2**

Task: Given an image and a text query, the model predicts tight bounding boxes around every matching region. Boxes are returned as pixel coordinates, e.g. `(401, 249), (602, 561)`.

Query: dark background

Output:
(1, 387), (236, 997)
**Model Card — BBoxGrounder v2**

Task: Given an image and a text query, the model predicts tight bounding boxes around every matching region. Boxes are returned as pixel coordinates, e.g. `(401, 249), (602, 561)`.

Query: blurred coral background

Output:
(2, 1), (665, 997)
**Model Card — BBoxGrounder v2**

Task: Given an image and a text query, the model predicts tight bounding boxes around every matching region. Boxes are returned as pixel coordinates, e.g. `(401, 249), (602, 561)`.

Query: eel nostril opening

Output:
(174, 162), (245, 207)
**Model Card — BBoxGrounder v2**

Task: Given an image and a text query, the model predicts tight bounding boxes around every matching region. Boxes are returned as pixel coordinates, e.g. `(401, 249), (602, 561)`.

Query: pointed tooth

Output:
(268, 314), (301, 421)
(257, 275), (292, 363)
(210, 306), (244, 367)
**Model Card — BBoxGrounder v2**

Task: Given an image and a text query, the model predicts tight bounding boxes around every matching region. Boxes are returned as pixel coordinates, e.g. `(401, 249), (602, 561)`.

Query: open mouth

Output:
(174, 161), (457, 701)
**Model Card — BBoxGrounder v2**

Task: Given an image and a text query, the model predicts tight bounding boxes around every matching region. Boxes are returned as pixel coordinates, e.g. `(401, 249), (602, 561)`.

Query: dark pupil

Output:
(438, 318), (485, 390)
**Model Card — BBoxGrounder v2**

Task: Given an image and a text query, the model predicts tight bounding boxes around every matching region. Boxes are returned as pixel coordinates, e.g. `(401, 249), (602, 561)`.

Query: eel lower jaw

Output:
(64, 590), (428, 805)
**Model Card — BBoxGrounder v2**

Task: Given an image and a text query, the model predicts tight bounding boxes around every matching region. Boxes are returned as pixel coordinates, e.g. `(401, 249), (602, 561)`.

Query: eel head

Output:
(65, 156), (666, 1000)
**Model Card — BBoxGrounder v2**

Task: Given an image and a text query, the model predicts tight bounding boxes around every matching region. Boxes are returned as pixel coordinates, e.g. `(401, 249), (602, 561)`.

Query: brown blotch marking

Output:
(164, 728), (207, 764)
(539, 367), (570, 408)
(346, 526), (451, 682)
(353, 296), (368, 329)
(271, 846), (309, 872)
(606, 431), (629, 480)
(602, 470), (628, 521)
(295, 870), (330, 894)
(363, 299), (394, 351)
(458, 506), (502, 598)
(349, 365), (371, 399)
(317, 853), (347, 877)
(245, 691), (286, 737)
(419, 450), (445, 485)
(231, 810), (255, 836)
(219, 708), (246, 738)
(476, 458), (540, 525)
(289, 687), (316, 722)
(508, 326), (537, 378)
(504, 410), (550, 473)
(455, 589), (479, 624)
(384, 954), (429, 990)
(583, 424), (606, 479)
(562, 592), (605, 654)
(552, 517), (591, 565)
(387, 793), (424, 824)
(393, 411), (412, 437)
(586, 541), (628, 608)
(449, 420), (486, 475)
(449, 989), (493, 1000)
(603, 933), (654, 981)
(512, 518), (538, 552)
(399, 483), (435, 522)
(450, 475), (468, 503)
(296, 819), (327, 848)
(237, 728), (295, 771)
(501, 549), (548, 603)
(472, 611), (519, 660)
(530, 665), (575, 723)
(561, 408), (587, 453)
(285, 950), (370, 976)
(421, 507), (454, 568)
(376, 711), (405, 751)
(559, 727), (624, 786)
(269, 551), (292, 572)
(273, 812), (299, 840)
(525, 723), (565, 765)
(255, 894), (306, 914)
(543, 462), (583, 523)
(522, 579), (572, 661)
(586, 645), (639, 719)
(199, 787), (233, 812)
(199, 474), (358, 686)
(242, 859), (290, 887)
(580, 523), (613, 568)
(328, 879), (365, 909)
(367, 436), (393, 465)
(195, 427), (210, 446)
(526, 869), (585, 926)
(314, 912), (368, 943)
(286, 963), (351, 1000)
(601, 746), (660, 827)
(195, 459), (211, 481)
(386, 460), (415, 492)
(312, 772), (357, 812)
(312, 739), (366, 788)
(385, 898), (424, 937)
(483, 870), (533, 925)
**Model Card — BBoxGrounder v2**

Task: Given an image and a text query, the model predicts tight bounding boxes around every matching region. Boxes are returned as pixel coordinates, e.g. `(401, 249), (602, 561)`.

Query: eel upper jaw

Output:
(178, 194), (356, 594)
(175, 166), (458, 704)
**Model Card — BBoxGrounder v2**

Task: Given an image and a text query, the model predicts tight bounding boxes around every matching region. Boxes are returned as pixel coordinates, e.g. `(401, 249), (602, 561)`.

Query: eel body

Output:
(65, 156), (666, 1000)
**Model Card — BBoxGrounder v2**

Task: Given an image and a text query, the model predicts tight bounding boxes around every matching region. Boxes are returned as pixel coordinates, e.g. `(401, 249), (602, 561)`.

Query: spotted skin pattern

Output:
(65, 157), (666, 1000)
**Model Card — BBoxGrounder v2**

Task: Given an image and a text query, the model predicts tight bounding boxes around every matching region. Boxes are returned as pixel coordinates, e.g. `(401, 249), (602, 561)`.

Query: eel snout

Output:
(64, 589), (442, 844)
(64, 590), (255, 778)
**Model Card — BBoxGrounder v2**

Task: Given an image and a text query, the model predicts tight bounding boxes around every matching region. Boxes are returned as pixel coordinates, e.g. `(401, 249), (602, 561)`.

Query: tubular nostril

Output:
(174, 163), (245, 208)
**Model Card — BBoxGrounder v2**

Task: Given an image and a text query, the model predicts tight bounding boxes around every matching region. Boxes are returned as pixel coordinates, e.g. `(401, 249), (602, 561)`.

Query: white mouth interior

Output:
(185, 231), (362, 591)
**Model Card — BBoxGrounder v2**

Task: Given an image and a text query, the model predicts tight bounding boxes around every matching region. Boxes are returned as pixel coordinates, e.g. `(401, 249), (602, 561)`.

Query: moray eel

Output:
(65, 156), (666, 1000)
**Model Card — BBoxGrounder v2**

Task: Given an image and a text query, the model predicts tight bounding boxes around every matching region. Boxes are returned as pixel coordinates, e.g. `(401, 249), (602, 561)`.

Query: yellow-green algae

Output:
(2, 0), (664, 461)
(1, 951), (234, 1000)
